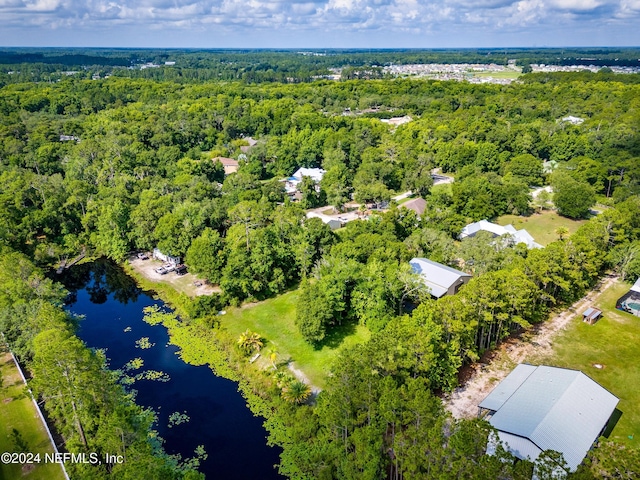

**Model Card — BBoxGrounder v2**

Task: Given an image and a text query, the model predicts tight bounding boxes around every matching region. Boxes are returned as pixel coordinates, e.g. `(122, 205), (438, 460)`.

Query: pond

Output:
(59, 260), (282, 479)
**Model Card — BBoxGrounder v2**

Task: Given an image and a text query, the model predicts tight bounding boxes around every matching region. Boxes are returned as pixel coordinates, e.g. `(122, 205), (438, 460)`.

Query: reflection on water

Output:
(59, 259), (282, 479)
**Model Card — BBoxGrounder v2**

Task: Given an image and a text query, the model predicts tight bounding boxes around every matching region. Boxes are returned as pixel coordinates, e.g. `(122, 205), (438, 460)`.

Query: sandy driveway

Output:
(129, 256), (219, 297)
(444, 273), (619, 419)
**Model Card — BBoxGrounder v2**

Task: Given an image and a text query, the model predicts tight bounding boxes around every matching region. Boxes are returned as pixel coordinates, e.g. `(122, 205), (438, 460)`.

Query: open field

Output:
(0, 352), (65, 480)
(472, 70), (522, 79)
(219, 290), (370, 389)
(496, 210), (587, 246)
(528, 280), (640, 446)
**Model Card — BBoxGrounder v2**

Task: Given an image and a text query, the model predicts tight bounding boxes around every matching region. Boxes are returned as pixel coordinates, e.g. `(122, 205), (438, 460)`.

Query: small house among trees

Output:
(213, 157), (239, 175)
(152, 248), (180, 266)
(409, 257), (471, 298)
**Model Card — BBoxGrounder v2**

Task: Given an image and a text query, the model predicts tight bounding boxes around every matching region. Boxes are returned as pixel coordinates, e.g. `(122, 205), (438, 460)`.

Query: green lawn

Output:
(431, 183), (452, 195)
(472, 70), (522, 80)
(219, 290), (370, 389)
(527, 281), (640, 446)
(496, 211), (587, 246)
(0, 353), (65, 480)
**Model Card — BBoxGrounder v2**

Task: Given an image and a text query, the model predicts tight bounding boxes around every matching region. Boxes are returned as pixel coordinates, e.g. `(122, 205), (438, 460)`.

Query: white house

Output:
(153, 248), (181, 265)
(460, 220), (542, 249)
(283, 167), (326, 194)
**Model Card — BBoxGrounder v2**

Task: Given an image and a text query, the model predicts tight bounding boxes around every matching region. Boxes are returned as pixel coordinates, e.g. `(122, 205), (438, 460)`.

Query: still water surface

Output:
(60, 260), (282, 479)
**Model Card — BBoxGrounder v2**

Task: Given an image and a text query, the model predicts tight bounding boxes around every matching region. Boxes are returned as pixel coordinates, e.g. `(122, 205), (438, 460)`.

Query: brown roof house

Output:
(213, 157), (239, 175)
(240, 137), (258, 153)
(400, 197), (427, 217)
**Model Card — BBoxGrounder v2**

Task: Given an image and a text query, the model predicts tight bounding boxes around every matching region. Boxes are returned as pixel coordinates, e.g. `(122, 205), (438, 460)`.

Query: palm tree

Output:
(237, 329), (263, 354)
(281, 380), (312, 404)
(555, 226), (569, 241)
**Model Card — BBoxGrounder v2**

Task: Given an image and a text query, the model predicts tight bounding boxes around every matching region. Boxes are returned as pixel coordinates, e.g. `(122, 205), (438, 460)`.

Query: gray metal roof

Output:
(409, 258), (471, 298)
(479, 364), (537, 412)
(495, 431), (542, 463)
(482, 365), (619, 471)
(631, 277), (640, 293)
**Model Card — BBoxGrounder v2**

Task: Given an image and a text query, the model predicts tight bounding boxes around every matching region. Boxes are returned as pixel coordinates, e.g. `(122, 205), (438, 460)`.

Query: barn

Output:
(479, 364), (619, 472)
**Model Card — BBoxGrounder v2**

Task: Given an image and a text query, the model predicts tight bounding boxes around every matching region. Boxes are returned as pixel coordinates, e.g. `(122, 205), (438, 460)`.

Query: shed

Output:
(582, 307), (602, 325)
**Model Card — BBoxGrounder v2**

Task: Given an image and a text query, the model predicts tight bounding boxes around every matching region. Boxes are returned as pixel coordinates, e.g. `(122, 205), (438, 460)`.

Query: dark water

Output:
(59, 260), (282, 479)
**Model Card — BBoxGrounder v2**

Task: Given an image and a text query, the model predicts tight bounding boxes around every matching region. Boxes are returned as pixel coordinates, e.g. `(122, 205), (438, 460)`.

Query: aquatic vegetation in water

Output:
(124, 357), (144, 371)
(168, 411), (190, 428)
(134, 370), (170, 382)
(135, 337), (155, 349)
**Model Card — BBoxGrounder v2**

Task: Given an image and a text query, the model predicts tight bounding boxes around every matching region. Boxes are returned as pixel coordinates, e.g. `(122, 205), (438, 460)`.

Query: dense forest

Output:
(2, 47), (640, 84)
(1, 50), (640, 479)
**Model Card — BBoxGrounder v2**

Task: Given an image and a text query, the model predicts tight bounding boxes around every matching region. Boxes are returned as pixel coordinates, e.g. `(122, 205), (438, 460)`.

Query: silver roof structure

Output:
(460, 220), (542, 249)
(409, 258), (471, 298)
(631, 277), (640, 294)
(480, 365), (619, 471)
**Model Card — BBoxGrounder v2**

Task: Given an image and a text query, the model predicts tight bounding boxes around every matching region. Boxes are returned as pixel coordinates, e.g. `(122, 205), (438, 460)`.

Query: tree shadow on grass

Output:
(315, 321), (358, 351)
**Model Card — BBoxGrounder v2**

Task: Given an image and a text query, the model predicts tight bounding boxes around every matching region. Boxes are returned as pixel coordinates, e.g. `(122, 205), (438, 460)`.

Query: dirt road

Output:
(444, 273), (619, 419)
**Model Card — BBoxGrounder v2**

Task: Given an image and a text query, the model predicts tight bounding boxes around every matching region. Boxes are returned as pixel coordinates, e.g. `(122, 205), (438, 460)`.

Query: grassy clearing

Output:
(472, 70), (522, 79)
(219, 290), (370, 389)
(527, 281), (640, 446)
(431, 183), (452, 195)
(496, 210), (587, 246)
(0, 352), (65, 480)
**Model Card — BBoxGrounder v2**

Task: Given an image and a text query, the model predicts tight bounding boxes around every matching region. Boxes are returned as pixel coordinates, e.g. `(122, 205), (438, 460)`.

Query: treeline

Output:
(0, 248), (204, 479)
(1, 74), (639, 269)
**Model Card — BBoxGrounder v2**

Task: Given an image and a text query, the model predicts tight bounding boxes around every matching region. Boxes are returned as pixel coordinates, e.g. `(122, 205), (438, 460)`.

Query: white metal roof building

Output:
(460, 220), (542, 249)
(283, 167), (326, 194)
(480, 364), (619, 471)
(409, 258), (472, 298)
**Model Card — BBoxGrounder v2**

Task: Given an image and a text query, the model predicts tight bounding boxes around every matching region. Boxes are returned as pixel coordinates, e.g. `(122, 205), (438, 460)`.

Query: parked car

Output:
(155, 267), (167, 275)
(137, 252), (149, 260)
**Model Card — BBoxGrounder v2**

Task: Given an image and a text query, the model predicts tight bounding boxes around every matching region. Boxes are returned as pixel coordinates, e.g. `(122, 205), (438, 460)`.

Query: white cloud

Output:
(0, 0), (638, 46)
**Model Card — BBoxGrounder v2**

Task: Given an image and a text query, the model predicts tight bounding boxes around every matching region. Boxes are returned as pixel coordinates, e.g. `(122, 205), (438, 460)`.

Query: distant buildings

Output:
(409, 258), (472, 299)
(305, 212), (342, 230)
(460, 220), (542, 249)
(240, 137), (258, 154)
(380, 115), (412, 127)
(283, 167), (326, 195)
(560, 115), (585, 125)
(480, 364), (619, 472)
(213, 157), (239, 175)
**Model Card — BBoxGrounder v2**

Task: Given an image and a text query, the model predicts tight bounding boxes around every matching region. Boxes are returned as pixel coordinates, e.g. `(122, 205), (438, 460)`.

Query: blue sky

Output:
(0, 0), (638, 48)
